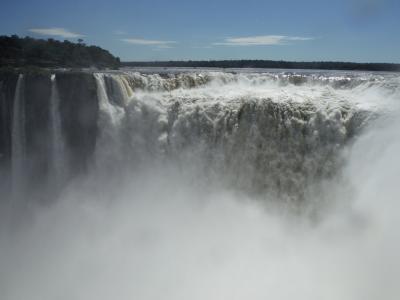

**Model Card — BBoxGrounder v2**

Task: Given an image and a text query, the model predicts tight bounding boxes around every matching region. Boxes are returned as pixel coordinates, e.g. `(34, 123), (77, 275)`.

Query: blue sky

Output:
(1, 0), (399, 62)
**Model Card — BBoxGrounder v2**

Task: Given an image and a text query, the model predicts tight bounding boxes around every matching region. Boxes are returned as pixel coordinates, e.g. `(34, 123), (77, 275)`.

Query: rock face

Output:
(57, 72), (99, 174)
(0, 72), (18, 171)
(0, 71), (99, 202)
(24, 74), (52, 193)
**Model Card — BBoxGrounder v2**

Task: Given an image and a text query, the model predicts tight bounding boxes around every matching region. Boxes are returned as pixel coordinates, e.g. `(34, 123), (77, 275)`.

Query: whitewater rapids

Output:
(0, 69), (400, 300)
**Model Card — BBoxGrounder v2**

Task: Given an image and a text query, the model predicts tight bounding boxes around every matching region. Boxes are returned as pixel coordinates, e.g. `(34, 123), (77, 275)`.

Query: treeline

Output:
(0, 35), (120, 69)
(124, 60), (400, 72)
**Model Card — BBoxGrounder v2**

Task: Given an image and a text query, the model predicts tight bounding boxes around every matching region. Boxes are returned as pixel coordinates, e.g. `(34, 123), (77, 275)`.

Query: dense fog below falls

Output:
(0, 70), (400, 300)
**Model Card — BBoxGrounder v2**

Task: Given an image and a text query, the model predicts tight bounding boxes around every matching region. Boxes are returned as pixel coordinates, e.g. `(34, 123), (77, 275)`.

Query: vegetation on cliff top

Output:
(0, 35), (120, 69)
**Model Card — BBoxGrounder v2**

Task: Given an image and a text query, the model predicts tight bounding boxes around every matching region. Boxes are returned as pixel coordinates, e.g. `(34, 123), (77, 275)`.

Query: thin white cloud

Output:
(121, 38), (176, 46)
(29, 28), (84, 38)
(114, 30), (127, 35)
(214, 35), (314, 46)
(191, 46), (213, 49)
(156, 45), (174, 49)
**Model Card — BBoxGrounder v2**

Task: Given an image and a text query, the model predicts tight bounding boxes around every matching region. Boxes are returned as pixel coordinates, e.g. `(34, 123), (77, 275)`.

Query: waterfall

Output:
(90, 72), (372, 203)
(11, 74), (26, 201)
(2, 70), (400, 300)
(3, 70), (389, 204)
(93, 73), (125, 171)
(49, 74), (67, 187)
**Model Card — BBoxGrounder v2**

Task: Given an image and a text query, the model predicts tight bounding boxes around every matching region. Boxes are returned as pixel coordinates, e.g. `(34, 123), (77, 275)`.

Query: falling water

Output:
(11, 74), (26, 201)
(49, 74), (67, 187)
(93, 73), (126, 171)
(93, 71), (378, 205)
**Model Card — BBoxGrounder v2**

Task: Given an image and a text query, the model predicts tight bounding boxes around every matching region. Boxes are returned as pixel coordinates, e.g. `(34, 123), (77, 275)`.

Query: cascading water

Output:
(0, 69), (400, 300)
(49, 74), (68, 188)
(93, 73), (126, 171)
(11, 74), (26, 202)
(93, 71), (379, 207)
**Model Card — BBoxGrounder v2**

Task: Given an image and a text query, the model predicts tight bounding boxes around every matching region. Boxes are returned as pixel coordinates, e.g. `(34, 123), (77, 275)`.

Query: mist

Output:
(0, 118), (399, 300)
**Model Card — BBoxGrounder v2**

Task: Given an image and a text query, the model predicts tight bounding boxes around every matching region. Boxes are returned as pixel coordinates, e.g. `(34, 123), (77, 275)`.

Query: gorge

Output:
(1, 69), (399, 300)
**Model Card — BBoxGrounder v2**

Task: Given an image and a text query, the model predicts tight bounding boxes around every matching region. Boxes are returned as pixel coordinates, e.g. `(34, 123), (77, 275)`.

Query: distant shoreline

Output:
(122, 60), (400, 72)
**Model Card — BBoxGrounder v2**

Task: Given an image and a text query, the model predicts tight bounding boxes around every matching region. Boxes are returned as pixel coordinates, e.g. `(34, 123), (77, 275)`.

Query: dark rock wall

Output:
(0, 73), (18, 170)
(57, 72), (99, 174)
(0, 71), (99, 200)
(24, 74), (52, 191)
